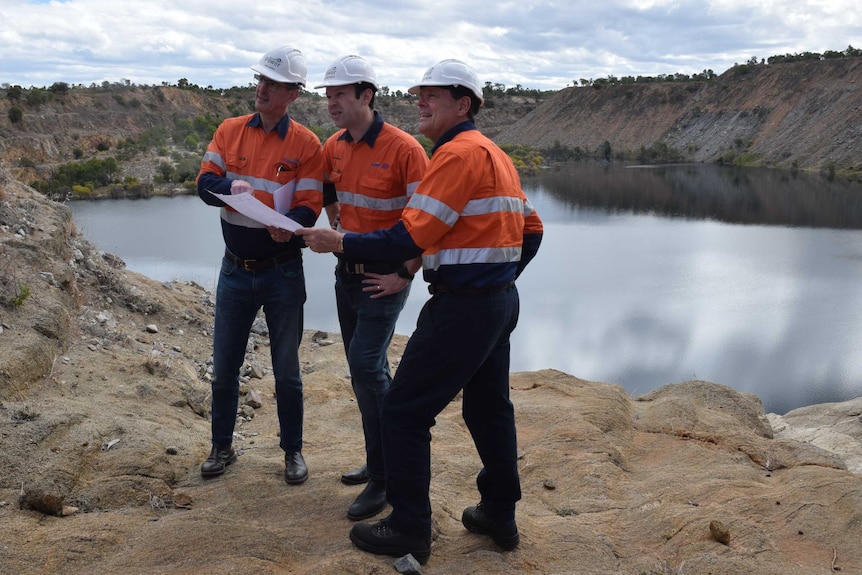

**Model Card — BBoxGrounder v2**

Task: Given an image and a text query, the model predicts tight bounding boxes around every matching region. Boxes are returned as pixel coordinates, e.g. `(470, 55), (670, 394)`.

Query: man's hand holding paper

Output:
(207, 185), (302, 232)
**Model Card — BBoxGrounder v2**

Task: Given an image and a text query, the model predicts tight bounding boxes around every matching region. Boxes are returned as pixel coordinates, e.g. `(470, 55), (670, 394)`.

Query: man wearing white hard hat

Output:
(196, 46), (324, 486)
(313, 55), (429, 521)
(297, 59), (543, 563)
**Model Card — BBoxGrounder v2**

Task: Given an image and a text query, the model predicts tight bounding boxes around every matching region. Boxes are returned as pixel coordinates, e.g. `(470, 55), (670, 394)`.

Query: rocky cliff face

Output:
(2, 57), (859, 186)
(496, 58), (862, 174)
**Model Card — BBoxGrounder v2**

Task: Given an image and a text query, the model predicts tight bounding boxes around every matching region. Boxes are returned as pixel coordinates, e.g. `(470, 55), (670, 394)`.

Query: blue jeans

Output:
(210, 255), (306, 452)
(335, 266), (410, 480)
(382, 285), (522, 538)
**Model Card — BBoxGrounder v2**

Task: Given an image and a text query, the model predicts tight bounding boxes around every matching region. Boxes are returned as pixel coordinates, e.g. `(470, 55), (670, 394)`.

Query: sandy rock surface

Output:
(2, 168), (861, 574)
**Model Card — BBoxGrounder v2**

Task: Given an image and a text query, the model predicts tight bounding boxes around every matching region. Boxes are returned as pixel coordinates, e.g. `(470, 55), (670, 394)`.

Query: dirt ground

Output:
(2, 169), (862, 575)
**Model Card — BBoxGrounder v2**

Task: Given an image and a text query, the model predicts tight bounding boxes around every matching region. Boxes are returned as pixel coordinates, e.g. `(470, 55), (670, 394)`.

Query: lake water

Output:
(68, 163), (862, 415)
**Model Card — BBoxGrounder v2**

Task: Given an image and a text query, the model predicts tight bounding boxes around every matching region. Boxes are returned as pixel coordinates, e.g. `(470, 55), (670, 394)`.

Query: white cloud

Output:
(1, 0), (860, 91)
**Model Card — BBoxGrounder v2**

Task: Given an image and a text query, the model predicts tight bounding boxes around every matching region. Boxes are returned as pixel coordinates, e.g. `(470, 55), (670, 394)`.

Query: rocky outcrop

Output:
(1, 166), (862, 574)
(2, 57), (860, 188)
(496, 58), (862, 173)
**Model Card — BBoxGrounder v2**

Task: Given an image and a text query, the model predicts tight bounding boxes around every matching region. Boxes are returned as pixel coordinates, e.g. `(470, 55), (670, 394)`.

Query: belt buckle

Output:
(242, 259), (256, 271)
(354, 263), (365, 274)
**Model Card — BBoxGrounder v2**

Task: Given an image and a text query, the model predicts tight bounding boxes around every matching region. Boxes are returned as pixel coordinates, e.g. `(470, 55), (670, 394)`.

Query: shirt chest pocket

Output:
(225, 153), (248, 175)
(358, 175), (398, 198)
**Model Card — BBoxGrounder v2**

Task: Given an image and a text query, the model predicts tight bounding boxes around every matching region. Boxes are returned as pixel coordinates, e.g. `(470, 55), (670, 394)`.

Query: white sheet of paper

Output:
(273, 180), (296, 214)
(207, 190), (302, 232)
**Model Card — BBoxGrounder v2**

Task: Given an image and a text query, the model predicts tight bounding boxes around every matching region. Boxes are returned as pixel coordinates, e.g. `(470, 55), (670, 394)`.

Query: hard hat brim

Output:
(408, 84), (484, 104)
(250, 64), (305, 86)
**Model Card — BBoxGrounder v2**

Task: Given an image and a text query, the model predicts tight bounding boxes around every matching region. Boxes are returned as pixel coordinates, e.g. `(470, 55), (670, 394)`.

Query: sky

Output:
(1, 0), (861, 93)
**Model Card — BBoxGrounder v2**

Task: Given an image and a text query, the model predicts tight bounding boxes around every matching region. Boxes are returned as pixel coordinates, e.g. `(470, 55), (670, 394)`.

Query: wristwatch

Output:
(396, 265), (415, 281)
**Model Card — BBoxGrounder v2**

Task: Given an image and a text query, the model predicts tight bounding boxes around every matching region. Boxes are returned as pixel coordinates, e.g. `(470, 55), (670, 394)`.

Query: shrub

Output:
(6, 85), (23, 101)
(71, 184), (93, 197)
(8, 106), (22, 123)
(13, 284), (30, 308)
(156, 161), (176, 183)
(25, 89), (45, 107)
(49, 82), (69, 95)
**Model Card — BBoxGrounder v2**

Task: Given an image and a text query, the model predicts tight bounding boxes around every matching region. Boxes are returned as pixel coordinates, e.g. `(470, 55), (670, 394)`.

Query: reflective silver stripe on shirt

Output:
(409, 193), (526, 226)
(203, 151), (226, 171)
(405, 181), (421, 196)
(407, 193), (460, 226)
(296, 176), (323, 194)
(422, 246), (522, 270)
(461, 195), (525, 216)
(338, 191), (409, 212)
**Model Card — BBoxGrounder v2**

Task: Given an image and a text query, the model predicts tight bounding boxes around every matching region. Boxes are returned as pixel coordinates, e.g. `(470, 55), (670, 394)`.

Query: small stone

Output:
(393, 553), (422, 574)
(709, 520), (731, 545)
(249, 363), (265, 379)
(165, 446), (179, 455)
(173, 493), (193, 509)
(146, 324), (159, 333)
(311, 330), (329, 343)
(543, 479), (557, 490)
(19, 488), (64, 516)
(245, 389), (263, 409)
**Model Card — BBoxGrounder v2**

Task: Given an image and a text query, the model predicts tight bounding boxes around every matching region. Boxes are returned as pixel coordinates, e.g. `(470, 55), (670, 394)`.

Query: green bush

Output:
(156, 161), (176, 183)
(8, 106), (23, 123)
(25, 89), (45, 107)
(13, 284), (31, 308)
(6, 85), (23, 101)
(71, 184), (93, 197)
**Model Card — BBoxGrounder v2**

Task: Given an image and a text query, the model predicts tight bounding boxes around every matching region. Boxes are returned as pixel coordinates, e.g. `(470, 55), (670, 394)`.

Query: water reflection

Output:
(537, 163), (862, 229)
(514, 163), (862, 415)
(69, 164), (862, 414)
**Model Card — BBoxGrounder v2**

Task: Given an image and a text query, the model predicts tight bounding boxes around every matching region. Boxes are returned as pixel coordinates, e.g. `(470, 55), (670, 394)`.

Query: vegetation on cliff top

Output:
(2, 45), (861, 200)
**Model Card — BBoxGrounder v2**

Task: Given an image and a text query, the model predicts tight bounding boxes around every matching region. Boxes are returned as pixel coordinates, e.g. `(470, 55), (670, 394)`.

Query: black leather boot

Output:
(284, 451), (308, 484)
(200, 445), (237, 478)
(341, 464), (370, 485)
(347, 479), (386, 520)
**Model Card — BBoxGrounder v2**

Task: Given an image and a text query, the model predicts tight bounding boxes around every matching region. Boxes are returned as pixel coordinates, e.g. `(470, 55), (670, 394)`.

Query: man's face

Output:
(416, 86), (467, 143)
(254, 75), (298, 116)
(324, 85), (368, 130)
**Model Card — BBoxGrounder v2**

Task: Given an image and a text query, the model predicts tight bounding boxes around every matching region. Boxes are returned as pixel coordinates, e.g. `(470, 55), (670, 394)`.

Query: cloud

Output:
(2, 0), (860, 91)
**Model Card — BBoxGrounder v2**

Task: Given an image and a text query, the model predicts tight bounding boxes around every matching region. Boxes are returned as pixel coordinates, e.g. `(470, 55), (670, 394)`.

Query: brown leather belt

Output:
(224, 249), (300, 272)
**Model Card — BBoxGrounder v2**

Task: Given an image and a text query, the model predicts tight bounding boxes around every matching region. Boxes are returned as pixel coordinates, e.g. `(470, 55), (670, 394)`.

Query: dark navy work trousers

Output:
(382, 284), (522, 537)
(335, 266), (410, 481)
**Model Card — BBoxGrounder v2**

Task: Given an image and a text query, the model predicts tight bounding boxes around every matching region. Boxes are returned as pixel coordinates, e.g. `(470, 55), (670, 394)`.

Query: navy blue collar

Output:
(431, 121), (476, 155)
(247, 113), (291, 139)
(338, 110), (384, 147)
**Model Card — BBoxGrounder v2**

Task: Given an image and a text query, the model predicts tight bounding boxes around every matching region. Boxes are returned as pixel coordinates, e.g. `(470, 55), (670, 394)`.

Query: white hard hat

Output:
(314, 55), (380, 90)
(251, 46), (307, 86)
(408, 59), (484, 104)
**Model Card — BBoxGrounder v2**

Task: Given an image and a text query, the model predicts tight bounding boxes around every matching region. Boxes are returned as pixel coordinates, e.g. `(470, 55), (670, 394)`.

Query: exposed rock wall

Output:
(496, 58), (862, 172)
(2, 58), (860, 183)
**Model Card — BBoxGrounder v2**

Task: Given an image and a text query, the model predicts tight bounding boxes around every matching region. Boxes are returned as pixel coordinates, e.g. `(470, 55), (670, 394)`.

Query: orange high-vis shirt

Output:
(323, 119), (429, 234)
(402, 130), (541, 272)
(199, 114), (323, 229)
